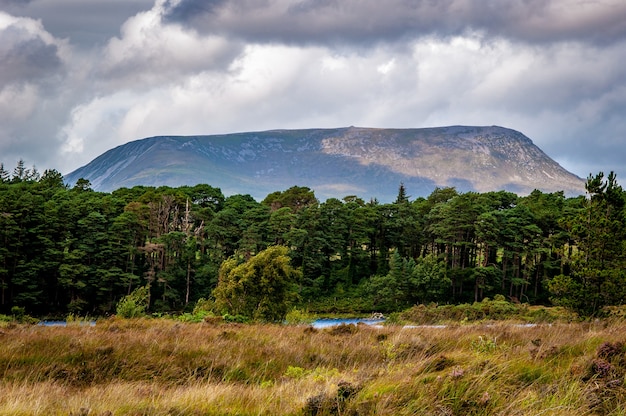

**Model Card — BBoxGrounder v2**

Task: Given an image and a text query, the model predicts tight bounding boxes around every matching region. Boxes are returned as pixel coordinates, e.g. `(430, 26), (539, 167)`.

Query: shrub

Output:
(115, 286), (150, 318)
(11, 306), (25, 321)
(284, 308), (314, 325)
(284, 366), (307, 379)
(222, 314), (250, 323)
(192, 297), (216, 315)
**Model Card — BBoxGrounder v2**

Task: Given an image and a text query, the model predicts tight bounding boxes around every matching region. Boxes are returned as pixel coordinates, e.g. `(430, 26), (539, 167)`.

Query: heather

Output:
(2, 318), (626, 415)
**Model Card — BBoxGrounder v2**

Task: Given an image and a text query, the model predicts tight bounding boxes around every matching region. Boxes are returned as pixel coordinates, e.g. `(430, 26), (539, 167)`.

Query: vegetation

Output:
(2, 318), (626, 415)
(213, 246), (301, 322)
(115, 285), (150, 318)
(1, 159), (626, 319)
(3, 160), (626, 414)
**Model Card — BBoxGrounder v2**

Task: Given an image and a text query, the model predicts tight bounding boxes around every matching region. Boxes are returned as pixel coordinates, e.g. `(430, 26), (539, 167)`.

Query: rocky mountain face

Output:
(64, 126), (586, 202)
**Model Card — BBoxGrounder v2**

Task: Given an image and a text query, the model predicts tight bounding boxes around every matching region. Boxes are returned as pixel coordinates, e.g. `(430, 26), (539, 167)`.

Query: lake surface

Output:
(311, 318), (385, 328)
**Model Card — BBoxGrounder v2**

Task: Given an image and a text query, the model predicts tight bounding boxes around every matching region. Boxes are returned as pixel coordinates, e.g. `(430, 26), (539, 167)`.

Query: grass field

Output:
(1, 317), (626, 415)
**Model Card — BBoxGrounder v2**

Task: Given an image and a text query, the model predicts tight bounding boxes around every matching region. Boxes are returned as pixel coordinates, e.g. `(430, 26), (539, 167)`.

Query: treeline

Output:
(0, 159), (625, 317)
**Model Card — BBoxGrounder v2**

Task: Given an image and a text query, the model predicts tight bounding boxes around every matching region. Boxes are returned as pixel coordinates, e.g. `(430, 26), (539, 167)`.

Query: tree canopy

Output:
(1, 158), (625, 318)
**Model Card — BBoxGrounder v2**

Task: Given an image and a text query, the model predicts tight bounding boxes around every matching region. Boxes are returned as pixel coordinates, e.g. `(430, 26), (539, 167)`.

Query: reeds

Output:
(1, 318), (625, 415)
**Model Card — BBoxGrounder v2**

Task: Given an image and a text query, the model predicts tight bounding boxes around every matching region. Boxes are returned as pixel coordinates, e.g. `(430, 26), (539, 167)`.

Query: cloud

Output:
(163, 0), (626, 46)
(0, 12), (71, 168)
(0, 0), (154, 49)
(98, 1), (241, 88)
(0, 0), (35, 6)
(56, 23), (626, 180)
(0, 11), (67, 84)
(2, 0), (626, 187)
(0, 84), (38, 123)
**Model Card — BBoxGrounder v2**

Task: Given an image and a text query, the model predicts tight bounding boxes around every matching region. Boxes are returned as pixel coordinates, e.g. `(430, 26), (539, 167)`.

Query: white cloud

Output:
(377, 58), (395, 75)
(98, 1), (239, 88)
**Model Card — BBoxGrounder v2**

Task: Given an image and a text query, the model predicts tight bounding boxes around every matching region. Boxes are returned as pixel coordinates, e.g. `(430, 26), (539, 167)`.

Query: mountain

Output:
(64, 126), (586, 202)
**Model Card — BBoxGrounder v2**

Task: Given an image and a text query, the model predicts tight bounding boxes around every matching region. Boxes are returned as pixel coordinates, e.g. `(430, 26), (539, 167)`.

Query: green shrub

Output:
(284, 308), (314, 325)
(193, 297), (216, 314)
(176, 311), (212, 323)
(284, 366), (307, 379)
(116, 286), (150, 318)
(399, 298), (527, 325)
(11, 306), (25, 321)
(8, 306), (37, 324)
(223, 314), (250, 323)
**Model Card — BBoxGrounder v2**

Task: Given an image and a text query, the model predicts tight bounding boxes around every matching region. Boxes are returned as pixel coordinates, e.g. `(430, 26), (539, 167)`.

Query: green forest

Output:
(1, 160), (625, 319)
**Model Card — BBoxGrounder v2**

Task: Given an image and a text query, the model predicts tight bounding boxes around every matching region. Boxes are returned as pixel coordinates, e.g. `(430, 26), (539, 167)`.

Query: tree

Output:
(73, 178), (92, 192)
(0, 164), (10, 183)
(12, 159), (26, 182)
(395, 182), (410, 204)
(262, 186), (318, 212)
(213, 246), (301, 322)
(410, 253), (450, 303)
(549, 172), (626, 315)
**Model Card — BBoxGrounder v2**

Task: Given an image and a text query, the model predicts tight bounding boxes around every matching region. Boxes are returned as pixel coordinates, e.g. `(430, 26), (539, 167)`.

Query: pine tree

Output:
(0, 163), (9, 183)
(549, 172), (626, 315)
(12, 159), (26, 182)
(395, 182), (410, 204)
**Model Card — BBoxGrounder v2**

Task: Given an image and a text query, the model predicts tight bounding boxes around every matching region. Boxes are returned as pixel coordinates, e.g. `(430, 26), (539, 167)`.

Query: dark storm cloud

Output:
(163, 0), (626, 46)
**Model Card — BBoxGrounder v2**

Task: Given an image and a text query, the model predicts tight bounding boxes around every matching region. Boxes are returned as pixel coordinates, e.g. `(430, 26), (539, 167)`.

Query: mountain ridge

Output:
(65, 126), (586, 202)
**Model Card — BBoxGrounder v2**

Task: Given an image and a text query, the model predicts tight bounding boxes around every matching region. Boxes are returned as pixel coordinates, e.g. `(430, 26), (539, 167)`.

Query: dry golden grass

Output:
(1, 319), (626, 415)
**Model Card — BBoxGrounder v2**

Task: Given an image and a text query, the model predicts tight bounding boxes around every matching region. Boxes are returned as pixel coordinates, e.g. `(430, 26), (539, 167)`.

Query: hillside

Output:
(64, 126), (586, 201)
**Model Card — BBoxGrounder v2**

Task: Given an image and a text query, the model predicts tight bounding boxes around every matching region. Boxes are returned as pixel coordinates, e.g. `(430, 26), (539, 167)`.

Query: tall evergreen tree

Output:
(549, 172), (626, 315)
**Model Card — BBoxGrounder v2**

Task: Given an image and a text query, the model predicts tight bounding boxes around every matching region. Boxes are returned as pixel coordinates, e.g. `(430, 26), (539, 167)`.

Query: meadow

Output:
(2, 316), (626, 415)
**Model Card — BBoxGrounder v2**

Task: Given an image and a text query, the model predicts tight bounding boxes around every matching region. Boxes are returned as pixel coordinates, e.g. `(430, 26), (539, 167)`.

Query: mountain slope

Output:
(64, 126), (586, 201)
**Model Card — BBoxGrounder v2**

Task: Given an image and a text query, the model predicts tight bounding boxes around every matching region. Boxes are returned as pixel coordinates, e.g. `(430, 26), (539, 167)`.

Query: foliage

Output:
(396, 296), (563, 325)
(284, 307), (315, 325)
(213, 246), (302, 322)
(548, 172), (626, 316)
(115, 285), (150, 318)
(1, 156), (626, 318)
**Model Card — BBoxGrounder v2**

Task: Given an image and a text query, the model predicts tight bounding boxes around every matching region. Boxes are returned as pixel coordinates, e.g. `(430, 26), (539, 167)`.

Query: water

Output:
(311, 318), (385, 329)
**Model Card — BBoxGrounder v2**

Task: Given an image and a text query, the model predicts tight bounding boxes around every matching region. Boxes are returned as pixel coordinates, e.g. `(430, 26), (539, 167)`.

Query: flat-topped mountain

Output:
(64, 126), (586, 201)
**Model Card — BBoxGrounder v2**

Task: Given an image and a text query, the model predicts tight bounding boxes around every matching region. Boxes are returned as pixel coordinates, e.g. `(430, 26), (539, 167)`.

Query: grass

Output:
(392, 297), (579, 326)
(1, 317), (626, 415)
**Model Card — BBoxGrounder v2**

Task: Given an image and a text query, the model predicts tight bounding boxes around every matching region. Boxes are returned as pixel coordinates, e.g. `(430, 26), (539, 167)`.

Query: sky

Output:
(1, 0), (626, 184)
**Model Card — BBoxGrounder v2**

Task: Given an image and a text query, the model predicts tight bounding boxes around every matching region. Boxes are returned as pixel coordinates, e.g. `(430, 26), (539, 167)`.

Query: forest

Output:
(0, 160), (625, 319)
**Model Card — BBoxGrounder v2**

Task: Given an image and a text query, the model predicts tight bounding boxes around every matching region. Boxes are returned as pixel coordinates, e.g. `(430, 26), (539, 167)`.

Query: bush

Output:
(399, 298), (527, 325)
(193, 297), (216, 314)
(222, 314), (250, 323)
(11, 306), (25, 321)
(116, 286), (150, 318)
(284, 308), (314, 325)
(7, 306), (38, 324)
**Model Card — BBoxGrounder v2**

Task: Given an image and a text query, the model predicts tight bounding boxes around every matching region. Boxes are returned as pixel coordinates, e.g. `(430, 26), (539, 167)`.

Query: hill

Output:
(64, 126), (585, 201)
